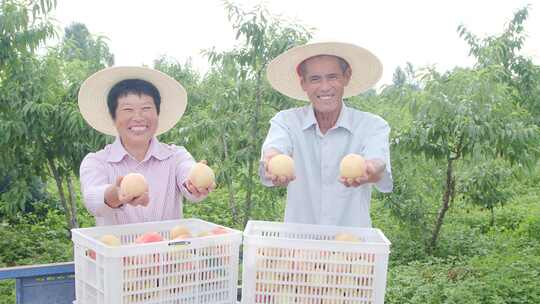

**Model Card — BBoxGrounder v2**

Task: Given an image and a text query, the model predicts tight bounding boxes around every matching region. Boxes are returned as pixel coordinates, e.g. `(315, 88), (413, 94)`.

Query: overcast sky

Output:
(53, 0), (539, 86)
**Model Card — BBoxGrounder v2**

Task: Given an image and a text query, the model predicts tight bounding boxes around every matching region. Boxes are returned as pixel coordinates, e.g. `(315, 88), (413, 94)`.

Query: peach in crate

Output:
(241, 220), (391, 304)
(71, 218), (242, 304)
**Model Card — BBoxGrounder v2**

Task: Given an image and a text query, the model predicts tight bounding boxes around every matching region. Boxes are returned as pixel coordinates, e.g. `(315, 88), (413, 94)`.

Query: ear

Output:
(300, 76), (308, 92)
(343, 68), (352, 86)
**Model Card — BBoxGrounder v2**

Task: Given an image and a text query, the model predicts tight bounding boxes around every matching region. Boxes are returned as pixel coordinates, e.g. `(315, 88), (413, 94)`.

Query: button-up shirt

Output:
(80, 137), (203, 226)
(260, 103), (392, 227)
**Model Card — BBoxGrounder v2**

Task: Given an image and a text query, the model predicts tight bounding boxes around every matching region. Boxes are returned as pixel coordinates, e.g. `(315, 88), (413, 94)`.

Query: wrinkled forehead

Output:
(296, 54), (350, 76)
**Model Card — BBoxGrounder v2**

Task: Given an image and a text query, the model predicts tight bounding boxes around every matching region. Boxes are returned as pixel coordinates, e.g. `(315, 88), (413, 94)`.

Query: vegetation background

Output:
(1, 0), (539, 303)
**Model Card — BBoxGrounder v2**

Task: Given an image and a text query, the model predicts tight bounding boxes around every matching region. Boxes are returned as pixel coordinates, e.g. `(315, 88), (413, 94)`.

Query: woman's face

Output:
(114, 93), (158, 147)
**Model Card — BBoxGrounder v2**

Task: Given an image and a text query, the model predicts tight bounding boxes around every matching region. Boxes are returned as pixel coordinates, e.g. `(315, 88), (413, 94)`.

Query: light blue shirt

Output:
(260, 103), (392, 227)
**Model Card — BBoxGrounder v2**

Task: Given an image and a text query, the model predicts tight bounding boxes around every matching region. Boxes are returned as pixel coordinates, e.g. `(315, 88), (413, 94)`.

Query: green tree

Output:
(458, 5), (540, 124)
(1, 8), (111, 228)
(0, 0), (57, 214)
(62, 22), (114, 70)
(398, 66), (539, 253)
(199, 1), (312, 225)
(459, 160), (513, 227)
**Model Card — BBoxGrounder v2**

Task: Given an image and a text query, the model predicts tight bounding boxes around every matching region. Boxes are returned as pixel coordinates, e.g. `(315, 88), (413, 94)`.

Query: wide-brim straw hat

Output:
(266, 42), (383, 101)
(78, 66), (187, 136)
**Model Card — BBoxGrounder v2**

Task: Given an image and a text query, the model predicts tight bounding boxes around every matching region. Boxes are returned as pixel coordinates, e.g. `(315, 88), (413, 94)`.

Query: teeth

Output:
(130, 126), (147, 131)
(319, 96), (333, 100)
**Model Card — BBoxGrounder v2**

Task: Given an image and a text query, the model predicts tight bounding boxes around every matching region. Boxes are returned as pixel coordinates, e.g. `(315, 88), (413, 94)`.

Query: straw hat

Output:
(78, 66), (187, 136)
(266, 42), (382, 101)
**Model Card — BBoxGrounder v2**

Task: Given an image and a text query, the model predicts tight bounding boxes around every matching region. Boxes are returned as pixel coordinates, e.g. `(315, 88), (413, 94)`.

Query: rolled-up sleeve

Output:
(79, 154), (117, 217)
(363, 121), (393, 193)
(259, 113), (294, 186)
(174, 148), (206, 203)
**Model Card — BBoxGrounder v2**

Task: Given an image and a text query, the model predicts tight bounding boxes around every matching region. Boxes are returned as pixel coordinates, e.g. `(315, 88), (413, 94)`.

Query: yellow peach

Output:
(120, 173), (148, 197)
(268, 154), (294, 177)
(99, 234), (121, 247)
(339, 153), (365, 179)
(170, 225), (192, 239)
(334, 232), (360, 242)
(188, 163), (215, 188)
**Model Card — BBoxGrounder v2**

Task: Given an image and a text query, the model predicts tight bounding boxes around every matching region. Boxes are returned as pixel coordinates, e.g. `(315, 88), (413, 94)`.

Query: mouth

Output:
(317, 94), (335, 102)
(128, 125), (149, 133)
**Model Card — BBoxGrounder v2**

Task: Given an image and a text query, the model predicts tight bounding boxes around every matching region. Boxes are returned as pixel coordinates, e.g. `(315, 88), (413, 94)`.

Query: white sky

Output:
(53, 0), (540, 86)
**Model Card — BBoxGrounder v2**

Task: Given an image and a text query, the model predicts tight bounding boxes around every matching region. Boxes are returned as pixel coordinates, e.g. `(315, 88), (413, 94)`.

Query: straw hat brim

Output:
(266, 42), (383, 101)
(78, 66), (187, 136)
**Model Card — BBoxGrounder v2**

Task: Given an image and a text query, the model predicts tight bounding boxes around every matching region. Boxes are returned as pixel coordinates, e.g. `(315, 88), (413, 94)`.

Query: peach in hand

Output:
(268, 154), (294, 177)
(188, 163), (215, 189)
(339, 154), (366, 179)
(120, 173), (148, 197)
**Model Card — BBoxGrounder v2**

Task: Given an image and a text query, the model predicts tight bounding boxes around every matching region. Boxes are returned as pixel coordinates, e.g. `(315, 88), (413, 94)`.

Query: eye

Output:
(142, 106), (153, 111)
(122, 107), (134, 112)
(328, 74), (339, 80)
(309, 76), (321, 83)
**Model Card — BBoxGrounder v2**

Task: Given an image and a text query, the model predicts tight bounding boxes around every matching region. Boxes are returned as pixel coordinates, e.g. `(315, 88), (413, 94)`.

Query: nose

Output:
(132, 109), (145, 121)
(320, 78), (332, 91)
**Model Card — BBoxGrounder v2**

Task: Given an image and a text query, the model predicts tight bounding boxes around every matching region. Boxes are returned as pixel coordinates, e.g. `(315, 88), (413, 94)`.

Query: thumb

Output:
(116, 176), (124, 187)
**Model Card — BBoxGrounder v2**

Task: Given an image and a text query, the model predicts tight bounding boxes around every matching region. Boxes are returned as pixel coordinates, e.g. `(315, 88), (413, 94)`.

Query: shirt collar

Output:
(302, 102), (353, 133)
(106, 137), (174, 163)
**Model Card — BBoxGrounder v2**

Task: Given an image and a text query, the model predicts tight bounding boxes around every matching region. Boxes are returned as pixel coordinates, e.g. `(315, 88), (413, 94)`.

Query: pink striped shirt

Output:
(80, 137), (204, 226)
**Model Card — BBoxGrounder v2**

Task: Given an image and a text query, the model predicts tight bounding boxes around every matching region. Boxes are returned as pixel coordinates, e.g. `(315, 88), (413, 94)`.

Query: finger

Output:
(186, 181), (198, 195)
(278, 175), (288, 184)
(139, 193), (150, 207)
(197, 188), (209, 196)
(119, 192), (134, 204)
(115, 176), (124, 187)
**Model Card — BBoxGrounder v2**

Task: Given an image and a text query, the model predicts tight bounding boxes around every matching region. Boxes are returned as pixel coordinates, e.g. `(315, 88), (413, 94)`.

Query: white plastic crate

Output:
(71, 218), (242, 304)
(241, 221), (391, 304)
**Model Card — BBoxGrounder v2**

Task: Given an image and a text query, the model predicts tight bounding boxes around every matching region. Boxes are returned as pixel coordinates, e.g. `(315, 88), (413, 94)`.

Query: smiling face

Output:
(114, 93), (158, 147)
(299, 55), (351, 115)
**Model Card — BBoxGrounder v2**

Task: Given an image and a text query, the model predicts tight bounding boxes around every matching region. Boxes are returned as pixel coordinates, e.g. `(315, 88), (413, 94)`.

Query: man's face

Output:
(114, 93), (158, 147)
(300, 55), (351, 115)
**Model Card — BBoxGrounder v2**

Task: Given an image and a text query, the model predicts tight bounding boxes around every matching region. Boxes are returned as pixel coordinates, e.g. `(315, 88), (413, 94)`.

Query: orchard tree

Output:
(1, 2), (112, 229)
(459, 6), (540, 123)
(0, 0), (57, 214)
(459, 160), (513, 227)
(197, 1), (312, 225)
(398, 66), (539, 254)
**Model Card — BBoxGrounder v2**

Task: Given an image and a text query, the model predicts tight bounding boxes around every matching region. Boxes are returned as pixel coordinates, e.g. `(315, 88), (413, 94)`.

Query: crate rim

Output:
(243, 220), (391, 247)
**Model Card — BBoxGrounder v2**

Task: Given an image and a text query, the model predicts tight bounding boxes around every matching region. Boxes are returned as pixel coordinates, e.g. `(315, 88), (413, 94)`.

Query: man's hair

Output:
(297, 55), (350, 78)
(107, 79), (161, 120)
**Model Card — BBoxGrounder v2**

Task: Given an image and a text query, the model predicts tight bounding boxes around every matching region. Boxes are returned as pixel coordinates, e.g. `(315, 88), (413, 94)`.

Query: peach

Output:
(268, 154), (294, 177)
(210, 227), (229, 235)
(87, 249), (96, 260)
(170, 225), (192, 239)
(135, 232), (163, 244)
(120, 173), (148, 197)
(334, 232), (360, 242)
(197, 231), (212, 238)
(99, 234), (121, 246)
(188, 162), (215, 188)
(339, 153), (366, 179)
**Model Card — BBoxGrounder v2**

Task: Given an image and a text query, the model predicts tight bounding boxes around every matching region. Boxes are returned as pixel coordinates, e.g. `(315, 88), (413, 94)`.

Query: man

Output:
(260, 42), (392, 227)
(78, 66), (214, 225)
